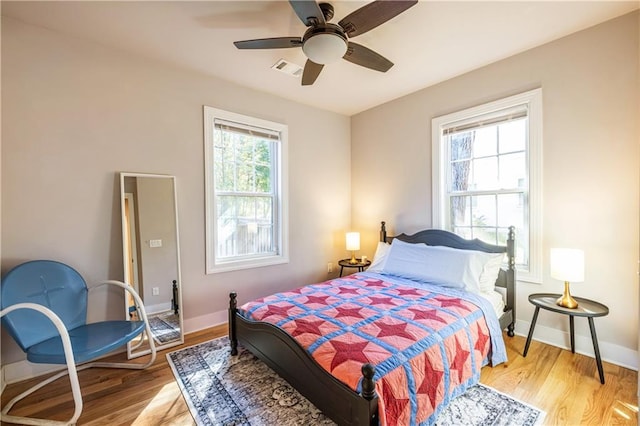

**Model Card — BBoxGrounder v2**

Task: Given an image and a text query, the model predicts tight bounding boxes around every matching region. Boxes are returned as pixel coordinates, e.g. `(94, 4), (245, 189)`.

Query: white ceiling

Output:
(3, 1), (638, 116)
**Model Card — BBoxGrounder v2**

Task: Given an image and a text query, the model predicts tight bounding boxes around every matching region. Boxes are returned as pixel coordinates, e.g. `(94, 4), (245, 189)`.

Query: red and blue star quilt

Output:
(239, 272), (507, 425)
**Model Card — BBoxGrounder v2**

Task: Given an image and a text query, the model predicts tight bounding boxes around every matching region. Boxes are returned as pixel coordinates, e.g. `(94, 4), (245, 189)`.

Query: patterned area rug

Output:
(167, 337), (545, 426)
(148, 312), (180, 344)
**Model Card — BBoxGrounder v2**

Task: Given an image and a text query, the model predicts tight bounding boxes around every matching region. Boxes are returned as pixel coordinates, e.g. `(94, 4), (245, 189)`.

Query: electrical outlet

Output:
(152, 287), (160, 296)
(327, 262), (333, 273)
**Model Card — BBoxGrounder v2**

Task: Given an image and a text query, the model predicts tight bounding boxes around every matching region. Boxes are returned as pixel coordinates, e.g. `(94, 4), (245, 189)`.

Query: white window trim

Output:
(204, 106), (289, 274)
(432, 88), (543, 283)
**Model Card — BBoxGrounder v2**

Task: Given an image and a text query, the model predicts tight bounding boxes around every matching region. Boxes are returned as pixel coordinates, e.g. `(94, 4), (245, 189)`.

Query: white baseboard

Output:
(183, 309), (227, 335)
(2, 347), (130, 386)
(146, 302), (172, 315)
(3, 360), (65, 386)
(1, 365), (6, 395)
(514, 320), (638, 371)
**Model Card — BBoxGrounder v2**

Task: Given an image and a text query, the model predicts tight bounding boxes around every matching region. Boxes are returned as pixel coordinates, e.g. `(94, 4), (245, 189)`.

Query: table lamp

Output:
(346, 232), (360, 264)
(550, 248), (584, 309)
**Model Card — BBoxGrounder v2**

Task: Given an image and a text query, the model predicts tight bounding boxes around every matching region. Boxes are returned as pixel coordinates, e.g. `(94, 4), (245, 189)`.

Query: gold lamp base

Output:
(349, 252), (358, 264)
(556, 281), (578, 309)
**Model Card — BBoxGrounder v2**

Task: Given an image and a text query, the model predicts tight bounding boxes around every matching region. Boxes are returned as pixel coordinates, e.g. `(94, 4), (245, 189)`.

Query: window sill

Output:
(207, 256), (289, 274)
(516, 272), (543, 285)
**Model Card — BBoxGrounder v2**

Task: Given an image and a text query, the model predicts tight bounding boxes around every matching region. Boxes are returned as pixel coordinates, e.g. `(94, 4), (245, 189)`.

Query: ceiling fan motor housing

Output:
(302, 24), (348, 64)
(318, 2), (335, 22)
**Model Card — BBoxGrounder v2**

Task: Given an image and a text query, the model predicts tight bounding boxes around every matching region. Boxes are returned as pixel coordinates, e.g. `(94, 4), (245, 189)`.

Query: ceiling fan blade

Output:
(338, 0), (418, 38)
(343, 42), (393, 72)
(301, 59), (324, 86)
(234, 37), (303, 50)
(289, 0), (325, 27)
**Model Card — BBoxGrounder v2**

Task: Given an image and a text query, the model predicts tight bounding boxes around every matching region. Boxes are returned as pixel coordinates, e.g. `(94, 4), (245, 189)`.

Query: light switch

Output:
(149, 239), (162, 248)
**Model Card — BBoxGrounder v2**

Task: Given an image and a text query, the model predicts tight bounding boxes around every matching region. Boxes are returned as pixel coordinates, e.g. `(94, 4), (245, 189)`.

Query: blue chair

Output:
(0, 260), (157, 425)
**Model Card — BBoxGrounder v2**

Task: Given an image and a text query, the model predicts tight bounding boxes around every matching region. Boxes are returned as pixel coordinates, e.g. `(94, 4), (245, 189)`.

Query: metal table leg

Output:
(588, 317), (605, 384)
(523, 306), (540, 357)
(569, 315), (575, 353)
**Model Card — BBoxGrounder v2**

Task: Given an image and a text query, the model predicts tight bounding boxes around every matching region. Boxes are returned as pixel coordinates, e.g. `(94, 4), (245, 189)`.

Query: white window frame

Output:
(432, 88), (542, 283)
(204, 106), (289, 274)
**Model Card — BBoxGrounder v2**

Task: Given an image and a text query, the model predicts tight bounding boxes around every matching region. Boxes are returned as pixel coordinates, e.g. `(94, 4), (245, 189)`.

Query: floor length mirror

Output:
(120, 172), (184, 357)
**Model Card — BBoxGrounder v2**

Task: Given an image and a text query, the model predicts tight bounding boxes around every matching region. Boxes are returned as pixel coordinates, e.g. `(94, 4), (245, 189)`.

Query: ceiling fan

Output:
(233, 0), (418, 86)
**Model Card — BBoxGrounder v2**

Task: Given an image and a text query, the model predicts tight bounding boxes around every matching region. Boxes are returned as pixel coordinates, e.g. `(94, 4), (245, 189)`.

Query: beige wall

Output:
(1, 17), (351, 365)
(351, 12), (639, 368)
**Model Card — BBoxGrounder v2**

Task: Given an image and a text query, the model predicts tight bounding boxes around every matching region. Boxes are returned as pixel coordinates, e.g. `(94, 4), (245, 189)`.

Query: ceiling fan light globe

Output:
(302, 33), (347, 64)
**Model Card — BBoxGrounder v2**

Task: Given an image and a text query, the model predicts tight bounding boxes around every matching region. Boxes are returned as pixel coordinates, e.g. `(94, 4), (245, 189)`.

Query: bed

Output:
(228, 222), (516, 425)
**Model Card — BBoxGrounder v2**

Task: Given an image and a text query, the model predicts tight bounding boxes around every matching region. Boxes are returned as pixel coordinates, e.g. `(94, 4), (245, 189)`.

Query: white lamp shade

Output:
(550, 248), (585, 282)
(346, 232), (360, 251)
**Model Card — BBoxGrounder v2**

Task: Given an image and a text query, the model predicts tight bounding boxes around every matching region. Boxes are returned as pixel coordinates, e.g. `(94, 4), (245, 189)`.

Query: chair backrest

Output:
(1, 260), (88, 351)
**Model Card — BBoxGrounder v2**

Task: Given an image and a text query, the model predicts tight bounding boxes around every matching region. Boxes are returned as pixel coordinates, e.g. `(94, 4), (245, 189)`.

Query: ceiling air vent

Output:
(271, 59), (303, 78)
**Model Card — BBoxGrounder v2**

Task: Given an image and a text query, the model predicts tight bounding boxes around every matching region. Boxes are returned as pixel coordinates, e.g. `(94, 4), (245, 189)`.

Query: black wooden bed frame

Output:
(229, 222), (516, 426)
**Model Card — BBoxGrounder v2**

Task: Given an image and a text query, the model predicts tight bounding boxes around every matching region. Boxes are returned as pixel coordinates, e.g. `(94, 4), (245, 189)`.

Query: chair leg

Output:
(1, 366), (83, 426)
(1, 303), (83, 426)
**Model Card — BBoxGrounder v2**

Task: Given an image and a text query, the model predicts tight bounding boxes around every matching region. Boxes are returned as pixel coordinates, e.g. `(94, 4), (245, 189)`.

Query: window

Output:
(432, 89), (542, 282)
(204, 107), (288, 273)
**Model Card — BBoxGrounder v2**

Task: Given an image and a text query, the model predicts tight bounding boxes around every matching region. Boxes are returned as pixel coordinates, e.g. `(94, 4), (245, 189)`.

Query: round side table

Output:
(523, 293), (609, 384)
(338, 259), (371, 277)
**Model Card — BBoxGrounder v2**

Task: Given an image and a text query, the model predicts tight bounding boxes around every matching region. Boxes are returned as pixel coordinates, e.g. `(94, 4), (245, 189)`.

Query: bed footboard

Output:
(229, 292), (378, 426)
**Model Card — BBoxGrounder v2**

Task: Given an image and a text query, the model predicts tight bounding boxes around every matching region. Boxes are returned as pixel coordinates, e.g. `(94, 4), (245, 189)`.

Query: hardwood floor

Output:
(482, 334), (637, 425)
(1, 325), (637, 425)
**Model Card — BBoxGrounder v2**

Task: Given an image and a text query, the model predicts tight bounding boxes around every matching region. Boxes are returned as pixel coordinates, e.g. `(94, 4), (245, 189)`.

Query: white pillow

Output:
(367, 241), (390, 273)
(381, 239), (489, 294)
(478, 252), (505, 293)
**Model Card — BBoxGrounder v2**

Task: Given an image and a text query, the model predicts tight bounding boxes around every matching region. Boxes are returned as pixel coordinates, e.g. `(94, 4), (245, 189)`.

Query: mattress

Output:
(480, 289), (505, 318)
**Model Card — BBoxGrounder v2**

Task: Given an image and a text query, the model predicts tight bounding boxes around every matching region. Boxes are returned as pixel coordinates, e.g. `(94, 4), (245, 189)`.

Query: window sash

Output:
(445, 113), (530, 266)
(213, 122), (279, 260)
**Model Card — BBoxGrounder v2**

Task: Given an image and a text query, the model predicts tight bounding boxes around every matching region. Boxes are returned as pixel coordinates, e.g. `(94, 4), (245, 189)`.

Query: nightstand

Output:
(338, 259), (371, 277)
(523, 293), (609, 384)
